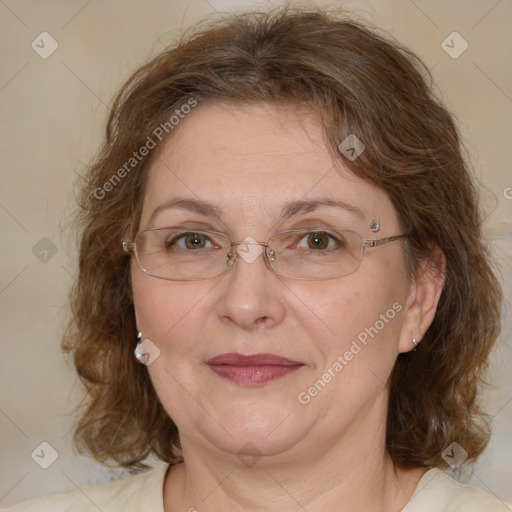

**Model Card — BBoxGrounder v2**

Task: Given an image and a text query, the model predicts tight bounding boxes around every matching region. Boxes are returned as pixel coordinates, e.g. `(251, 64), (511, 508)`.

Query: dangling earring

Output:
(134, 332), (144, 364)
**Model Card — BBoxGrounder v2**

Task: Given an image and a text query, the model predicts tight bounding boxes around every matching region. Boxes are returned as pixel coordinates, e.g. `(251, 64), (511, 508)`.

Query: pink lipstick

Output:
(205, 353), (304, 385)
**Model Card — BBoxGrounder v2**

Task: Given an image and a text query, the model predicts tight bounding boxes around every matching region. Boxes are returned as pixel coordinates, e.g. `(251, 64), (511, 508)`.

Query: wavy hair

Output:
(63, 7), (503, 470)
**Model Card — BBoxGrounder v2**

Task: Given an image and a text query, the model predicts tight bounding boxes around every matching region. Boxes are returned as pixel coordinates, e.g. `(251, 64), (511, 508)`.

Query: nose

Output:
(215, 240), (286, 330)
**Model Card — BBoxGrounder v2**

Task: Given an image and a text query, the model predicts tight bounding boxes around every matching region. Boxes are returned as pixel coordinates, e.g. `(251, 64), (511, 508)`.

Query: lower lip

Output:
(207, 364), (303, 385)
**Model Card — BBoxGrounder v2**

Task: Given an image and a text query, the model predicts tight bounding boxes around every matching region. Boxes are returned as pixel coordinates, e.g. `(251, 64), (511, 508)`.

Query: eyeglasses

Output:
(122, 227), (408, 281)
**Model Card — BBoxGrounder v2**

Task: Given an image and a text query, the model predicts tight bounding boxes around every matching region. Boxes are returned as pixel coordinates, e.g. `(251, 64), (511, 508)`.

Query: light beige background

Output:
(1, 0), (511, 508)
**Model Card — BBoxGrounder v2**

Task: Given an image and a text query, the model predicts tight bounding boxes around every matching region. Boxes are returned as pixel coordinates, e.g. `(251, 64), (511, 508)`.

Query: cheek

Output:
(131, 271), (210, 349)
(308, 267), (407, 362)
(131, 273), (211, 420)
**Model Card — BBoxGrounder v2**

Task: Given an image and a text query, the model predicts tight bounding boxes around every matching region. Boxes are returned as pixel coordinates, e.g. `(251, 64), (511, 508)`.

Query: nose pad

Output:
(226, 249), (237, 268)
(225, 242), (276, 274)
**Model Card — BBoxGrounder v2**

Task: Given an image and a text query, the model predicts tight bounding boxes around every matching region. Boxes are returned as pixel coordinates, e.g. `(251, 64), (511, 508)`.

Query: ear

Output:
(398, 245), (446, 353)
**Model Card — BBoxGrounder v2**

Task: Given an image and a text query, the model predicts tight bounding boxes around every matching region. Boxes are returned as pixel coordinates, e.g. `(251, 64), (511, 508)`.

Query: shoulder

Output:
(403, 467), (510, 512)
(5, 464), (168, 512)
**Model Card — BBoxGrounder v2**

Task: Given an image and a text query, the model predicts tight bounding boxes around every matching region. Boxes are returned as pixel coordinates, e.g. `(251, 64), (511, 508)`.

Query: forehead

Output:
(140, 102), (399, 234)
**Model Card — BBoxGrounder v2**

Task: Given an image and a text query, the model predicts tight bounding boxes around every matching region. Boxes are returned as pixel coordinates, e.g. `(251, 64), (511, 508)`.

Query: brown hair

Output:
(63, 7), (502, 470)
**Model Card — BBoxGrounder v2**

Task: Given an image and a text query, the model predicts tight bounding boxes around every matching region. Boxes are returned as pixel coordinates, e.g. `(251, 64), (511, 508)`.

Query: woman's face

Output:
(131, 102), (419, 461)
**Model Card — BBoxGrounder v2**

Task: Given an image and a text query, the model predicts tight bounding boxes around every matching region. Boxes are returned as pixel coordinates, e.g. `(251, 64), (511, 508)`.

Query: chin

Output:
(191, 403), (308, 460)
(204, 427), (304, 463)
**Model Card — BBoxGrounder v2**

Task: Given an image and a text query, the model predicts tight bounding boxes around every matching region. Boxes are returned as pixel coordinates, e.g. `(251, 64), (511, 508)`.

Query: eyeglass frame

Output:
(122, 226), (408, 281)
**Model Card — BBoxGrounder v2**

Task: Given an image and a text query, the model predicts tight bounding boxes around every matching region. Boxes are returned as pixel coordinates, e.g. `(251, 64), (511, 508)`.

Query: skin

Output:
(130, 102), (445, 511)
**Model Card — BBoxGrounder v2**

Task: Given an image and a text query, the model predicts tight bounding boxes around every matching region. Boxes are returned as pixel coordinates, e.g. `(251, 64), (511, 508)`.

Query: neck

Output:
(163, 401), (427, 512)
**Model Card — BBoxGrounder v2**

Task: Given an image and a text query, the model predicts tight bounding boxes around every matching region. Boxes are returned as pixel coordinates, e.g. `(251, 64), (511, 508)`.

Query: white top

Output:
(5, 465), (510, 511)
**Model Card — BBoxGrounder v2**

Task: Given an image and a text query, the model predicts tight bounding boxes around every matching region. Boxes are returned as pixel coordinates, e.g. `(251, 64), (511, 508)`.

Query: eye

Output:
(167, 232), (215, 250)
(296, 231), (341, 250)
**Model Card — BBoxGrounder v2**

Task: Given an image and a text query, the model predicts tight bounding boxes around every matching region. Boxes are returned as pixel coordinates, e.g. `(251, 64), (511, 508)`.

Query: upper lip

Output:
(206, 353), (303, 366)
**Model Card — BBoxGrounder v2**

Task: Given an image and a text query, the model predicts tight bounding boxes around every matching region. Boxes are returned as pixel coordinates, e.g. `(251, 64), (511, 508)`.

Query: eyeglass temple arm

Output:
(122, 241), (135, 253)
(363, 234), (408, 248)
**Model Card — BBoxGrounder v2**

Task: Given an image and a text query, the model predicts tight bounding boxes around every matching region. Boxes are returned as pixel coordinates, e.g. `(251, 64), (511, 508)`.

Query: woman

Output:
(8, 7), (507, 511)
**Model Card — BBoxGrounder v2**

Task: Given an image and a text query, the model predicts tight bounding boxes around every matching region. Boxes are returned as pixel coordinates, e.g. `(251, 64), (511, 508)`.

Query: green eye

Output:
(168, 232), (214, 250)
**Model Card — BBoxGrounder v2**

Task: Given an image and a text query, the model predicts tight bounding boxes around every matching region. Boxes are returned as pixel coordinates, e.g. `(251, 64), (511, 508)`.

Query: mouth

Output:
(205, 353), (305, 385)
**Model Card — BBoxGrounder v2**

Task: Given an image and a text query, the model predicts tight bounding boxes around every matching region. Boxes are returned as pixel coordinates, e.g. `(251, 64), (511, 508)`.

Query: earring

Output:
(370, 219), (380, 232)
(412, 338), (418, 352)
(134, 332), (144, 364)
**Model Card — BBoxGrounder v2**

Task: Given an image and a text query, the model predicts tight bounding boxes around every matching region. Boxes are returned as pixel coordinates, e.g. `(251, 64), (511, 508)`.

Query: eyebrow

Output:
(277, 198), (366, 222)
(148, 198), (224, 226)
(147, 196), (366, 227)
